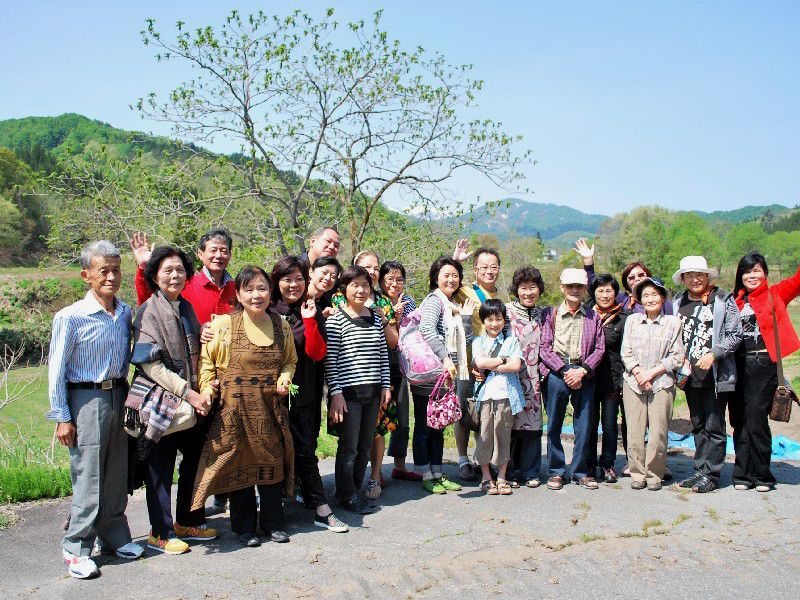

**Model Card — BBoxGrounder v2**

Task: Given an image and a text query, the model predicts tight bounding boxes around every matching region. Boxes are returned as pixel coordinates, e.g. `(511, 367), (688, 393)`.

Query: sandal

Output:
(481, 480), (499, 495)
(508, 479), (520, 488)
(525, 478), (541, 488)
(496, 479), (513, 495)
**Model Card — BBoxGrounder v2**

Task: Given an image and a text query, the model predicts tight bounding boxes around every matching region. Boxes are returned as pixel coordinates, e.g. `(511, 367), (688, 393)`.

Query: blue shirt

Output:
(471, 332), (525, 415)
(46, 292), (132, 422)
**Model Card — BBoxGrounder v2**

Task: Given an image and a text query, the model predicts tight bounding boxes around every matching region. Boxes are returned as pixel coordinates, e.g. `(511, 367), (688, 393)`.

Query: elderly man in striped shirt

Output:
(47, 240), (143, 579)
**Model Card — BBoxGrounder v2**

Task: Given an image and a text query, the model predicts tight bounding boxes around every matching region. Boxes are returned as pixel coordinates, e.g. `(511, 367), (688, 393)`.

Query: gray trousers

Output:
(63, 386), (132, 556)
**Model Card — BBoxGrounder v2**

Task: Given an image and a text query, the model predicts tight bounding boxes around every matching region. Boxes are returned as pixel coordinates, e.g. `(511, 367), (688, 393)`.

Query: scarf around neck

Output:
(509, 300), (542, 324)
(433, 288), (470, 380)
(594, 303), (622, 327)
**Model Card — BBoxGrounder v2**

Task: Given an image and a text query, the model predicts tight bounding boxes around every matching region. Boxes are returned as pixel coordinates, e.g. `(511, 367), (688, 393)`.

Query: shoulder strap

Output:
(770, 291), (784, 383)
(473, 338), (504, 397)
(472, 283), (488, 304)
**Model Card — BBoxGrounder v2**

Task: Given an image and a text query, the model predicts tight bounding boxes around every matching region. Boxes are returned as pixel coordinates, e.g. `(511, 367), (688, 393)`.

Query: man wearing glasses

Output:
(453, 240), (505, 482)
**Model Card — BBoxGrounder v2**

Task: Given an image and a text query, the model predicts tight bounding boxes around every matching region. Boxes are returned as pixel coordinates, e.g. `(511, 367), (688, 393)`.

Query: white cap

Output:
(672, 256), (719, 286)
(560, 268), (588, 286)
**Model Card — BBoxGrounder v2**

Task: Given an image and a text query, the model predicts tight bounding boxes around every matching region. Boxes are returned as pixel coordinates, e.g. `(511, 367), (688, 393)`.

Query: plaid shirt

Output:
(553, 302), (585, 360)
(621, 313), (685, 393)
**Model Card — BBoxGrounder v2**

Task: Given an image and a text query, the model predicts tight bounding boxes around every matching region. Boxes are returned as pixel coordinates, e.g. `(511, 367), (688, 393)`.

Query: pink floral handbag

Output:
(427, 372), (462, 430)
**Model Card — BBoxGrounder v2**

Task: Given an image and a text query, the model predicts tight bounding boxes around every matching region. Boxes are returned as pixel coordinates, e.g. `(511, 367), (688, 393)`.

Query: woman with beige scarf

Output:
(413, 256), (475, 495)
(132, 246), (216, 556)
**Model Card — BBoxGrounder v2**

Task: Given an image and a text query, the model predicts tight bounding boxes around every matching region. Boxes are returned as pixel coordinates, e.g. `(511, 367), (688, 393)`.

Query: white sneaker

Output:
(114, 542), (144, 560)
(63, 550), (99, 579)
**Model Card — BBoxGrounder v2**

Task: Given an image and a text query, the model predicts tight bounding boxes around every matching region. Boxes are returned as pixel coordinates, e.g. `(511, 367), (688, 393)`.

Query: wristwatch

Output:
(501, 356), (508, 365)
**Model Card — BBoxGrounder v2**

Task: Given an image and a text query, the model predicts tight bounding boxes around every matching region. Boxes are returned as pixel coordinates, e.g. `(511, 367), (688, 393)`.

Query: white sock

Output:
(458, 456), (470, 467)
(422, 470), (435, 481)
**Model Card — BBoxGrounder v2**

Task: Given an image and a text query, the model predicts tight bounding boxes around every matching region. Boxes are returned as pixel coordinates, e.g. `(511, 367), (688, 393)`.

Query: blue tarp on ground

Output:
(550, 425), (800, 461)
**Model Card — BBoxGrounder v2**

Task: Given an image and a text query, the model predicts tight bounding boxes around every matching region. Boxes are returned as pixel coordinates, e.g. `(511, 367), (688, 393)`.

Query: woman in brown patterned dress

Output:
(191, 266), (297, 547)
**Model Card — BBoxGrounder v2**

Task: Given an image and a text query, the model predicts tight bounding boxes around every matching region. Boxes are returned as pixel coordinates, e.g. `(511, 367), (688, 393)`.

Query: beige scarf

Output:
(433, 289), (470, 380)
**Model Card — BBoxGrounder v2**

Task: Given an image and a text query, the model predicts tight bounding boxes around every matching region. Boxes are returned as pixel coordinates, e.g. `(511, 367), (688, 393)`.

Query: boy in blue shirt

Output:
(472, 299), (525, 495)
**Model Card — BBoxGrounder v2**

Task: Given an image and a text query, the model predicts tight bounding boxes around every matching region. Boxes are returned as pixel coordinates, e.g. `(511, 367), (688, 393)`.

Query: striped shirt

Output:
(47, 292), (132, 422)
(621, 313), (685, 393)
(325, 309), (390, 395)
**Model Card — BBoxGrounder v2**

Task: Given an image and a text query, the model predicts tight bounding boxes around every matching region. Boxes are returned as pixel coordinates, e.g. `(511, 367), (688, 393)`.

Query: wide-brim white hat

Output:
(672, 256), (719, 286)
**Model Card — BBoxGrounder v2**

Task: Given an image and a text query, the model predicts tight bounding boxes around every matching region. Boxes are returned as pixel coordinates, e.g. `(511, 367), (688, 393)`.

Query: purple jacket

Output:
(538, 305), (605, 379)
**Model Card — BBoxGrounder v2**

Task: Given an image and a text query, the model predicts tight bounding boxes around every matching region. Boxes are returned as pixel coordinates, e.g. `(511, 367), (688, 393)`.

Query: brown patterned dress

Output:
(191, 312), (295, 510)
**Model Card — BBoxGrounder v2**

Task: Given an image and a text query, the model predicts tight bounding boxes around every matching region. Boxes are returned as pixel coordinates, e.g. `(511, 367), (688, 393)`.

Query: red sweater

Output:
(135, 266), (237, 325)
(735, 266), (800, 362)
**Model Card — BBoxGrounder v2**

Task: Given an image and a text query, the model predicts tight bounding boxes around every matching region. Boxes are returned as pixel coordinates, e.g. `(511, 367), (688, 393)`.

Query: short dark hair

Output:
(198, 228), (233, 252)
(233, 266), (270, 311)
(479, 298), (507, 322)
(311, 226), (339, 239)
(337, 265), (374, 295)
(428, 256), (463, 292)
(143, 246), (195, 292)
(621, 261), (651, 292)
(473, 247), (500, 266)
(270, 255), (309, 302)
(590, 273), (620, 298)
(509, 265), (545, 298)
(312, 256), (341, 274)
(379, 260), (406, 289)
(734, 252), (769, 297)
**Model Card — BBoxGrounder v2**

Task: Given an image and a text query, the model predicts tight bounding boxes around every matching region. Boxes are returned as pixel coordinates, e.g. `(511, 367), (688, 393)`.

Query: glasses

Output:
(476, 266), (499, 273)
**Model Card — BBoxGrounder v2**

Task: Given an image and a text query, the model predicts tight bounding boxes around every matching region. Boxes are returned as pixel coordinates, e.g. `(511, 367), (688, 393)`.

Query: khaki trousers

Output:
(622, 385), (674, 484)
(475, 398), (513, 467)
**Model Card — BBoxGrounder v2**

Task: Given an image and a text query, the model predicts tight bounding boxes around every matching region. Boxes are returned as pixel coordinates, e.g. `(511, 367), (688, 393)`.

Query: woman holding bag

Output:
(731, 253), (800, 492)
(131, 246), (216, 555)
(413, 256), (475, 495)
(191, 266), (298, 547)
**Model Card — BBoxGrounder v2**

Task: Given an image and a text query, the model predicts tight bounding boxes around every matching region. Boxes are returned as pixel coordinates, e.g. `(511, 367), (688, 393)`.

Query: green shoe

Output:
(438, 475), (462, 492)
(422, 478), (446, 494)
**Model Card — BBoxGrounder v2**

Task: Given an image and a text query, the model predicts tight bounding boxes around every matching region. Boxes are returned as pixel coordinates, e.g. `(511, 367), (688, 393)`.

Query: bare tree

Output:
(137, 9), (531, 255)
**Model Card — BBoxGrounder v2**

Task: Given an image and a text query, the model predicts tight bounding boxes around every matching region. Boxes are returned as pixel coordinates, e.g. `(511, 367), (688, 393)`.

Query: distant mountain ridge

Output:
(455, 198), (789, 246)
(451, 199), (608, 241)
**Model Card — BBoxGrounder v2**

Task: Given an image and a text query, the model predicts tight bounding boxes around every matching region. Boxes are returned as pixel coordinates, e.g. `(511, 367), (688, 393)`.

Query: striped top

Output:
(47, 292), (132, 422)
(325, 308), (390, 395)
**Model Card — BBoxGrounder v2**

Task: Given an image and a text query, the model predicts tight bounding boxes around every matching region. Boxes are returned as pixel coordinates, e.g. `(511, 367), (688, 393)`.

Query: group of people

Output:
(47, 225), (800, 579)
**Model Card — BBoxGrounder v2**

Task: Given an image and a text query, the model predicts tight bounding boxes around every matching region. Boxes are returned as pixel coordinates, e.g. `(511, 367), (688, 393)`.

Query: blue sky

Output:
(2, 1), (798, 215)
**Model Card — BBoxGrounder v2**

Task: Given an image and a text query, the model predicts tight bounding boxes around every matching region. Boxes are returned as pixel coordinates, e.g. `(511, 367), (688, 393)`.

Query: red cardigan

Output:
(735, 266), (800, 361)
(135, 266), (236, 325)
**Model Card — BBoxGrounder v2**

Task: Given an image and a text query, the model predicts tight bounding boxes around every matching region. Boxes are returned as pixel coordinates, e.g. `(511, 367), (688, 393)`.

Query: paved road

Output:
(2, 446), (800, 599)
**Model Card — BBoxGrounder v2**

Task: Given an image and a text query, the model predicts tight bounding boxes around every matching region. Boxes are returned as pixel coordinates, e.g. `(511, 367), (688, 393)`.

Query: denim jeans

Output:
(334, 385), (381, 502)
(544, 367), (595, 480)
(509, 430), (542, 481)
(410, 384), (444, 472)
(587, 385), (624, 472)
(730, 353), (777, 487)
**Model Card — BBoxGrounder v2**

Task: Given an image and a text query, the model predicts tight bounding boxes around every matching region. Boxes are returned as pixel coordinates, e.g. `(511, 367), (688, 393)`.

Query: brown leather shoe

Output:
(575, 476), (599, 490)
(546, 475), (565, 490)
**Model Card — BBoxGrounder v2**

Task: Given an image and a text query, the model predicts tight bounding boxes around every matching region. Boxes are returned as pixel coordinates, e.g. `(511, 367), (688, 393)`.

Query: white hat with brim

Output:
(672, 256), (719, 286)
(560, 268), (588, 286)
